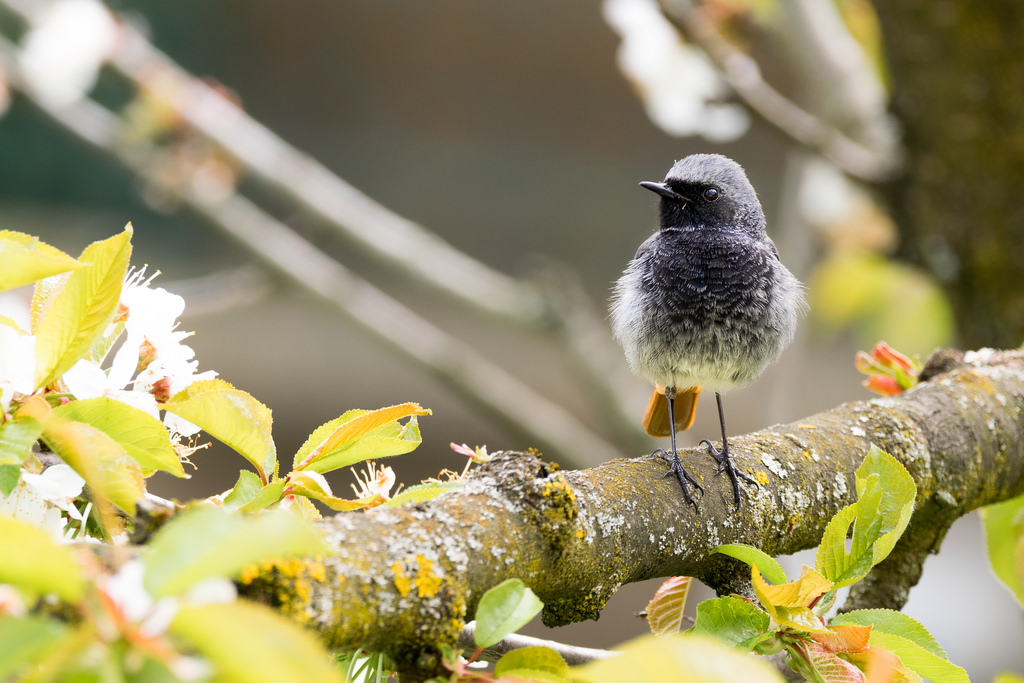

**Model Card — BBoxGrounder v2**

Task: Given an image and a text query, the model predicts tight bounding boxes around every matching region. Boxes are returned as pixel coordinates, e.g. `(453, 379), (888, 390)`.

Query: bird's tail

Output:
(642, 385), (701, 437)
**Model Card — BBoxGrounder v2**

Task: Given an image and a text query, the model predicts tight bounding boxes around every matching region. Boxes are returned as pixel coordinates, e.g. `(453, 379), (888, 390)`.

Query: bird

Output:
(610, 154), (805, 510)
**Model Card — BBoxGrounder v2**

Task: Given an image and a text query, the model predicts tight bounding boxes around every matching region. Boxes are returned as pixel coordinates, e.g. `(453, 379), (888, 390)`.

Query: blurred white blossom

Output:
(18, 0), (119, 109)
(0, 325), (36, 413)
(603, 0), (749, 141)
(0, 464), (87, 542)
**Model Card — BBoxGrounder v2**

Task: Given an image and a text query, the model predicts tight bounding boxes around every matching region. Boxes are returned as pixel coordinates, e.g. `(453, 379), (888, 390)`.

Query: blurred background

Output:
(0, 0), (1020, 679)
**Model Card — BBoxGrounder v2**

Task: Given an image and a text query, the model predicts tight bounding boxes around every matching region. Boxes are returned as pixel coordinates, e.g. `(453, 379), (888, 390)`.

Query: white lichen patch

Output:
(850, 426), (866, 437)
(761, 453), (787, 479)
(833, 472), (848, 498)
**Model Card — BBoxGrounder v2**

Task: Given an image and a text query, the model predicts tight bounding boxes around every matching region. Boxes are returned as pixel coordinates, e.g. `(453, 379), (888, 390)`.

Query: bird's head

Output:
(640, 154), (766, 236)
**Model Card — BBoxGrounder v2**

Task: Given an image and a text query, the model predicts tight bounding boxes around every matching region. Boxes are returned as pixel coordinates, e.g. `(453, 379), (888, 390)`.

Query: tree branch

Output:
(235, 349), (1024, 677)
(656, 0), (900, 181)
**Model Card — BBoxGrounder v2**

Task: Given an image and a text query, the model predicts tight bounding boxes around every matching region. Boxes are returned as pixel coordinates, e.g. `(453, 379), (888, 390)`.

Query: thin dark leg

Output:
(654, 386), (703, 512)
(699, 392), (757, 508)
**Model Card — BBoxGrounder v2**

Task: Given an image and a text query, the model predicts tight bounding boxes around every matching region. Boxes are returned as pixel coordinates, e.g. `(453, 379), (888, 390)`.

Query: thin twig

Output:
(658, 0), (900, 181)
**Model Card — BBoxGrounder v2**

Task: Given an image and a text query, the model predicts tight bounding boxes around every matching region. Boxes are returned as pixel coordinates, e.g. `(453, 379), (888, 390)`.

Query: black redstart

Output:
(610, 154), (805, 510)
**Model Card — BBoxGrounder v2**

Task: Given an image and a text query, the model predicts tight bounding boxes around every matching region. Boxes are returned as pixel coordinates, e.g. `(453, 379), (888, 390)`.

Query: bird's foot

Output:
(653, 448), (703, 512)
(699, 440), (757, 508)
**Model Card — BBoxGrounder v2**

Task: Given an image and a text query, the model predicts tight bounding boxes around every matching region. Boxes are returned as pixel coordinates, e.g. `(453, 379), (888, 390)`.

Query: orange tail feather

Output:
(641, 385), (701, 437)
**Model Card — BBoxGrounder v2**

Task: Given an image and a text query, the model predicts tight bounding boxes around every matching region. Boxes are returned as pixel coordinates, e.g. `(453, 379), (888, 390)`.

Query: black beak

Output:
(639, 181), (691, 202)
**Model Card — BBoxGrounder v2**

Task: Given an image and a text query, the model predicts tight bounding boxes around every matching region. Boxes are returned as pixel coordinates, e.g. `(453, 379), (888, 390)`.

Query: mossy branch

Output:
(238, 349), (1024, 677)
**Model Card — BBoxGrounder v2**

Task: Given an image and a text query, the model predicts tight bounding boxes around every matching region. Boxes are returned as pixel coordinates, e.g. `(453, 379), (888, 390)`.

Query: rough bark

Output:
(869, 0), (1024, 347)
(237, 349), (1024, 678)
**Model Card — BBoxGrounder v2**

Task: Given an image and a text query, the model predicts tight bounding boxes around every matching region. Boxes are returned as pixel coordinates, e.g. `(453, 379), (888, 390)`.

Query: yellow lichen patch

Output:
(755, 471), (770, 486)
(392, 561), (412, 597)
(413, 556), (443, 598)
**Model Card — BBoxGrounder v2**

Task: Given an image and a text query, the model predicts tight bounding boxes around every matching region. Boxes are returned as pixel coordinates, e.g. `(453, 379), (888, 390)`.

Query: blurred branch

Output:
(0, 29), (631, 466)
(657, 0), (900, 181)
(457, 623), (616, 666)
(0, 0), (654, 459)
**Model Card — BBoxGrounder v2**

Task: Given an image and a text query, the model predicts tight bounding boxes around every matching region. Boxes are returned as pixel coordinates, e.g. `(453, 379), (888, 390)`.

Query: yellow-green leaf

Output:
(171, 601), (346, 683)
(386, 480), (461, 507)
(52, 398), (185, 478)
(0, 413), (44, 466)
(284, 470), (382, 511)
(41, 419), (144, 517)
(293, 403), (430, 473)
(0, 231), (82, 293)
(160, 378), (276, 481)
(0, 517), (85, 602)
(574, 633), (786, 683)
(713, 544), (788, 585)
(33, 226), (132, 389)
(980, 493), (1024, 607)
(494, 646), (569, 683)
(645, 576), (692, 637)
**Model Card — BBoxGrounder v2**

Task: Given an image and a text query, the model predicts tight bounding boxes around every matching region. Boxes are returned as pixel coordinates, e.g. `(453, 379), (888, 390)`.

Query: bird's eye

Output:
(703, 187), (719, 202)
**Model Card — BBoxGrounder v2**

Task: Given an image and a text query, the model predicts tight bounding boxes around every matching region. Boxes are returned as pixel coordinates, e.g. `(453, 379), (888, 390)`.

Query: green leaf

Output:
(52, 398), (185, 477)
(0, 413), (44, 466)
(0, 516), (85, 602)
(285, 470), (382, 511)
(690, 596), (773, 651)
(866, 631), (967, 683)
(160, 379), (276, 481)
(573, 633), (786, 682)
(386, 480), (462, 507)
(239, 479), (287, 513)
(33, 226), (132, 389)
(292, 403), (430, 473)
(142, 506), (329, 598)
(474, 578), (544, 648)
(713, 544), (788, 585)
(0, 230), (82, 293)
(980, 492), (1024, 607)
(830, 609), (946, 658)
(222, 470), (265, 511)
(815, 445), (915, 587)
(171, 601), (346, 683)
(494, 646), (570, 683)
(41, 419), (144, 517)
(0, 615), (70, 680)
(0, 464), (20, 495)
(645, 576), (692, 637)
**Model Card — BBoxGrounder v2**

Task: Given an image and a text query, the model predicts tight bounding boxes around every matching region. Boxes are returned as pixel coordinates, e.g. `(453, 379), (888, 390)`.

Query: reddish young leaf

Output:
(645, 576), (692, 636)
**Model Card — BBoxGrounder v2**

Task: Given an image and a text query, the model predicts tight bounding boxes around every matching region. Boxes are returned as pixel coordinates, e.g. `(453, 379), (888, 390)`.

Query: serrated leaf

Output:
(285, 470), (382, 511)
(160, 379), (276, 481)
(494, 646), (570, 682)
(474, 578), (544, 648)
(0, 413), (43, 466)
(830, 609), (946, 659)
(52, 398), (184, 477)
(752, 565), (832, 614)
(0, 615), (71, 680)
(0, 230), (82, 293)
(33, 226), (132, 389)
(222, 470), (264, 511)
(980, 493), (1024, 607)
(292, 403), (430, 473)
(645, 576), (692, 636)
(713, 544), (788, 585)
(690, 596), (772, 651)
(864, 631), (967, 683)
(574, 633), (786, 682)
(800, 640), (868, 683)
(170, 600), (346, 683)
(386, 480), (462, 507)
(0, 516), (85, 602)
(239, 480), (287, 513)
(41, 419), (144, 518)
(142, 506), (329, 598)
(816, 446), (915, 587)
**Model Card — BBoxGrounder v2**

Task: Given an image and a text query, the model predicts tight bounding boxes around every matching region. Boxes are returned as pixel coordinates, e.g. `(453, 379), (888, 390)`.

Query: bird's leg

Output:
(655, 385), (703, 512)
(700, 392), (757, 508)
